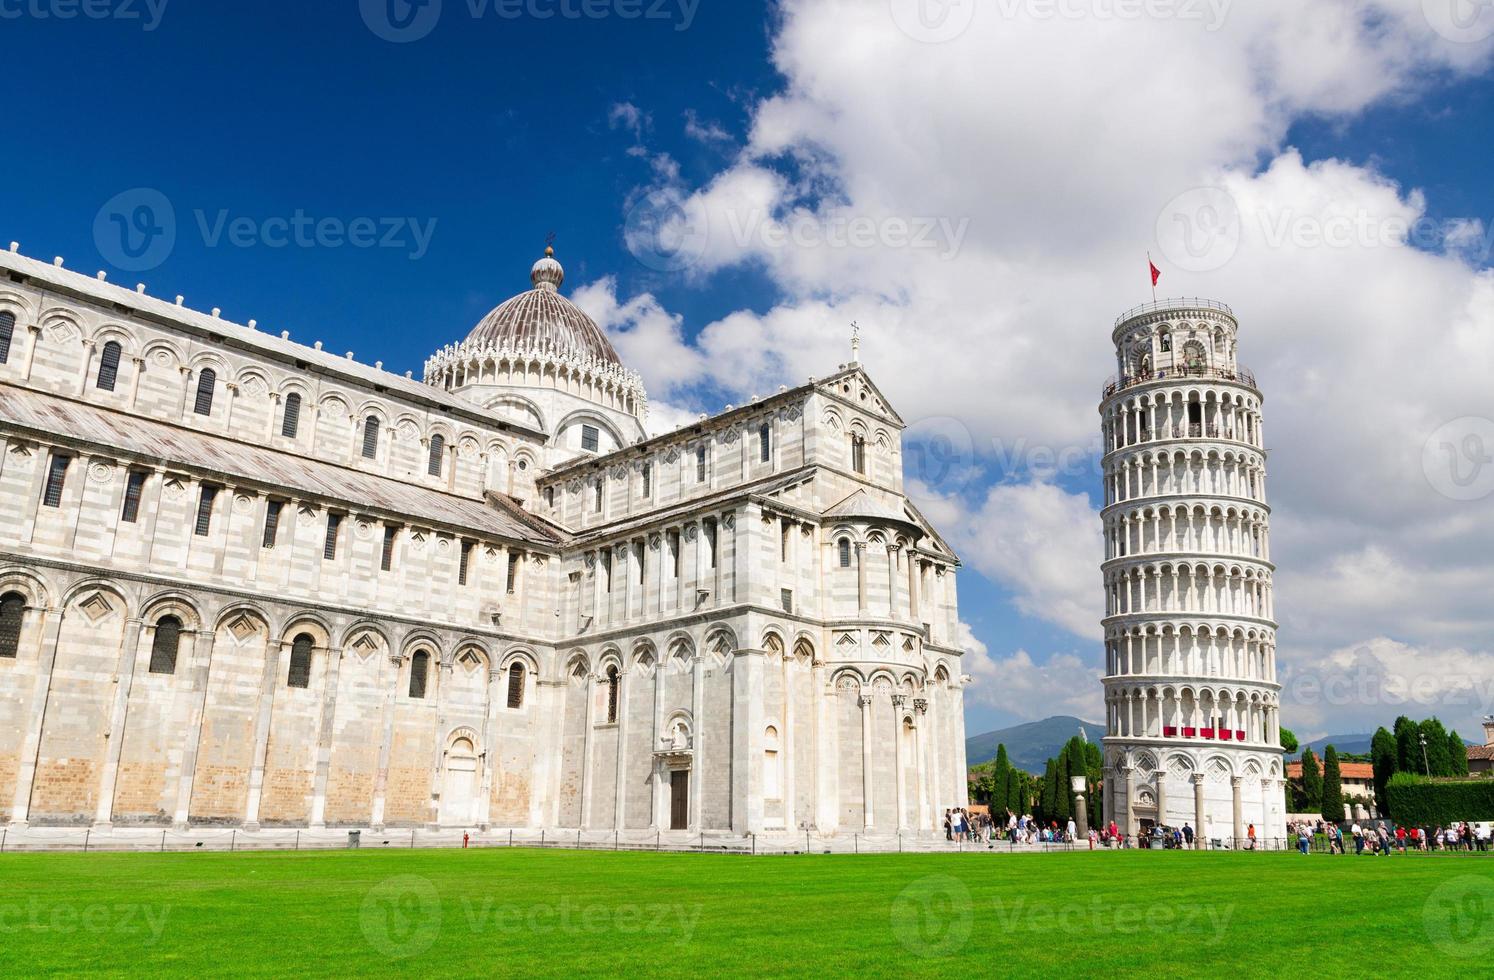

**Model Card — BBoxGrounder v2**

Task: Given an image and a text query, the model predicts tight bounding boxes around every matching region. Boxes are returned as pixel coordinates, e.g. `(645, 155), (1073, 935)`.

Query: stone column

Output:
(731, 648), (765, 834)
(579, 670), (597, 830)
(1122, 765), (1137, 838)
(613, 665), (629, 831)
(1156, 762), (1169, 830)
(127, 356), (145, 410)
(1192, 773), (1207, 849)
(242, 635), (287, 831)
(781, 655), (796, 830)
(8, 605), (66, 827)
(859, 694), (874, 829)
(369, 654), (401, 830)
(172, 629), (218, 829)
(21, 324), (41, 381)
(689, 655), (704, 830)
(94, 618), (145, 828)
(308, 646), (344, 829)
(650, 660), (664, 830)
(1231, 776), (1244, 845)
(856, 544), (867, 616)
(77, 338), (96, 395)
(913, 698), (930, 831)
(813, 665), (837, 832)
(478, 666), (502, 830)
(891, 695), (908, 832)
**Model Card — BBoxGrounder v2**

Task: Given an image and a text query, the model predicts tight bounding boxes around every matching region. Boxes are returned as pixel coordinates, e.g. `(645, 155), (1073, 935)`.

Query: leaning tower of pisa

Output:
(1098, 299), (1287, 846)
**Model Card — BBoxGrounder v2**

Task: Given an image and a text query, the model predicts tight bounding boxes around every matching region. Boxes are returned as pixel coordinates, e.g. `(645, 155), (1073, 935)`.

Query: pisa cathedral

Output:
(1099, 300), (1287, 843)
(0, 245), (969, 836)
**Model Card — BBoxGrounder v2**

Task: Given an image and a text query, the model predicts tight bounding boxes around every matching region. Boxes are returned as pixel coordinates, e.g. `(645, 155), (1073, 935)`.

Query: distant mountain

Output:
(966, 716), (1106, 773)
(1300, 733), (1374, 757)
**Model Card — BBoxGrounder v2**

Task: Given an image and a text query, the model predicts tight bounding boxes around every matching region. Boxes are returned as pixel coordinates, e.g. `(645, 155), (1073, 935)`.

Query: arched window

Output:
(149, 615), (182, 674)
(0, 310), (14, 364)
(280, 393), (301, 438)
(506, 662), (525, 708)
(0, 591), (24, 658)
(193, 368), (216, 416)
(409, 651), (430, 699)
(759, 423), (771, 462)
(287, 633), (313, 689)
(96, 340), (122, 391)
(606, 665), (620, 723)
(428, 434), (444, 476)
(850, 434), (866, 474)
(1159, 330), (1172, 353)
(838, 538), (852, 568)
(362, 416), (380, 459)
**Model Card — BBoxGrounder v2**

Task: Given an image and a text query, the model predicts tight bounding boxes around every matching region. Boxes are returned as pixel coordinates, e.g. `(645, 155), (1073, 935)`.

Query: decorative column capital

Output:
(912, 698), (928, 714)
(891, 694), (907, 707)
(858, 694), (873, 708)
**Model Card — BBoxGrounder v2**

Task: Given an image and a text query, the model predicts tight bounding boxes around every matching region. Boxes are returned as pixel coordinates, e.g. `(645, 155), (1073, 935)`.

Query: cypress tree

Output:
(1421, 719), (1453, 776)
(993, 744), (1013, 813)
(1041, 758), (1058, 822)
(1393, 716), (1418, 773)
(1370, 727), (1396, 815)
(1005, 766), (1023, 816)
(1301, 749), (1323, 811)
(1321, 745), (1344, 823)
(1449, 731), (1469, 777)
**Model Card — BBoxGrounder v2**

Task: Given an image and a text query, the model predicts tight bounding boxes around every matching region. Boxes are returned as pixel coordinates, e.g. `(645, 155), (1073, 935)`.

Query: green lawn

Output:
(2, 847), (1491, 977)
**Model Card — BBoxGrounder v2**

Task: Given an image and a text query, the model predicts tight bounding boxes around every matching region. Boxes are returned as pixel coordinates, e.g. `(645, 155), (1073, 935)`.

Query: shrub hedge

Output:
(1385, 772), (1494, 825)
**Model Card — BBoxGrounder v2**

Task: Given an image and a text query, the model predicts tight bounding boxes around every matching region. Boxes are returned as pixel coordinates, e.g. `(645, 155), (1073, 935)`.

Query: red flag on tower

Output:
(1149, 257), (1161, 287)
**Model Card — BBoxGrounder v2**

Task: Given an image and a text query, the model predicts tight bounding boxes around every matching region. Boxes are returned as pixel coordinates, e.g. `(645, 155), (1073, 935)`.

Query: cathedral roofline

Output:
(0, 248), (547, 441)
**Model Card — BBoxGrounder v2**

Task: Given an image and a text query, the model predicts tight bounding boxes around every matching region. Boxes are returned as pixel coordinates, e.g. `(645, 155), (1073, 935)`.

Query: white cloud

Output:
(601, 2), (1494, 728)
(960, 625), (1105, 721)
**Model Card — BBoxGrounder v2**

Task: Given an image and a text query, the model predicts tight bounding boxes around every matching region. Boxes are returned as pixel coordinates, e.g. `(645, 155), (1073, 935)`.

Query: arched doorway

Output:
(440, 736), (479, 826)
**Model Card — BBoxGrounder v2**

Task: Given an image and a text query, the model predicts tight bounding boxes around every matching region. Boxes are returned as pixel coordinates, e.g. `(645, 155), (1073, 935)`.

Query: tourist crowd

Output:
(1292, 818), (1491, 855)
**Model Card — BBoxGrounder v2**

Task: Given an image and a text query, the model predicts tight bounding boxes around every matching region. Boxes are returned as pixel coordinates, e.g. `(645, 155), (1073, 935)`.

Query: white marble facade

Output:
(0, 246), (968, 835)
(1099, 299), (1287, 843)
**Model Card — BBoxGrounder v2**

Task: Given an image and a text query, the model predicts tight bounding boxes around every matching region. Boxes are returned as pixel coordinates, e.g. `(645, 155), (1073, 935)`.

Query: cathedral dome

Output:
(463, 247), (622, 366)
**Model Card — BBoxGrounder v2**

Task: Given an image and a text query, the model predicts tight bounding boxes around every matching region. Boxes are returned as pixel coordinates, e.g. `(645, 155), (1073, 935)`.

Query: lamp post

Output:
(1420, 733), (1430, 775)
(1071, 775), (1089, 840)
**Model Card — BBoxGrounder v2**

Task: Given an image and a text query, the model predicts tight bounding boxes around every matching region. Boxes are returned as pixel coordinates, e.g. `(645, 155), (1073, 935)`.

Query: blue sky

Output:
(5, 2), (1494, 741)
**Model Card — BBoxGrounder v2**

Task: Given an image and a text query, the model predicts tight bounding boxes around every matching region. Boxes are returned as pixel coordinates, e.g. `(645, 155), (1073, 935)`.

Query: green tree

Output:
(1394, 716), (1418, 773)
(1421, 718), (1453, 776)
(992, 745), (1013, 813)
(1278, 727), (1299, 754)
(1005, 766), (1023, 816)
(1321, 745), (1344, 823)
(1449, 730), (1469, 777)
(1370, 727), (1397, 815)
(1040, 758), (1058, 822)
(1300, 749), (1323, 812)
(1052, 747), (1072, 823)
